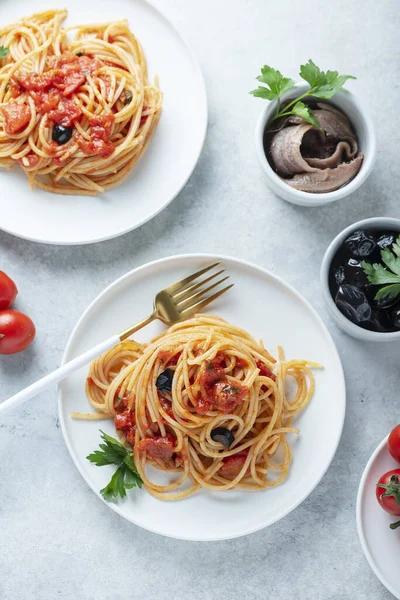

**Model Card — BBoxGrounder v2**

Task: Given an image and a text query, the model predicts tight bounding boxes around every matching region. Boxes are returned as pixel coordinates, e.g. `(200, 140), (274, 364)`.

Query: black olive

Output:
(211, 427), (235, 449)
(363, 309), (392, 333)
(372, 295), (399, 311)
(377, 233), (395, 250)
(343, 258), (369, 288)
(335, 284), (372, 324)
(76, 52), (84, 57)
(390, 304), (400, 329)
(155, 369), (174, 393)
(124, 90), (133, 105)
(343, 230), (376, 258)
(52, 124), (73, 145)
(332, 266), (345, 285)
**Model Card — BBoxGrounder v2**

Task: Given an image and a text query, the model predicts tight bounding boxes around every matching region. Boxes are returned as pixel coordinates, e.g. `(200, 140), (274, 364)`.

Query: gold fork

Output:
(0, 263), (233, 416)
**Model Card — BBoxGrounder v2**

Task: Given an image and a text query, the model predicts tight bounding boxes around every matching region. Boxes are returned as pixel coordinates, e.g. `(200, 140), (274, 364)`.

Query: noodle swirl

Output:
(0, 10), (162, 195)
(79, 315), (320, 501)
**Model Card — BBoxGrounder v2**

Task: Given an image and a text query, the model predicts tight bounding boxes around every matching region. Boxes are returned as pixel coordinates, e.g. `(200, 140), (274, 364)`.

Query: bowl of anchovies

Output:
(253, 60), (376, 206)
(321, 217), (400, 342)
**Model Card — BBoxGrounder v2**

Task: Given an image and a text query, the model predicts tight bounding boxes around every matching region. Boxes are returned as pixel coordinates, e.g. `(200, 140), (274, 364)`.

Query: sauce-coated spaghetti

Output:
(80, 315), (320, 501)
(0, 10), (162, 195)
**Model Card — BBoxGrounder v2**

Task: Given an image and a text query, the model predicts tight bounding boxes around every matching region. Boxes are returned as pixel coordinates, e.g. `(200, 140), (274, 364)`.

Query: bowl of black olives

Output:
(321, 217), (400, 341)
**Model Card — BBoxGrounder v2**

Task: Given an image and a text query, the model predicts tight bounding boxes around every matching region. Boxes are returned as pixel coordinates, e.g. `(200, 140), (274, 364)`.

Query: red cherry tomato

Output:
(0, 271), (18, 309)
(376, 469), (400, 516)
(388, 425), (400, 463)
(0, 309), (36, 354)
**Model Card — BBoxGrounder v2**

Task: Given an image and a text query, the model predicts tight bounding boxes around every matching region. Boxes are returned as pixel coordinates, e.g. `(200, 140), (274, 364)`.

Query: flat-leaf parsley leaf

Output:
(250, 59), (356, 128)
(87, 430), (142, 501)
(362, 235), (400, 302)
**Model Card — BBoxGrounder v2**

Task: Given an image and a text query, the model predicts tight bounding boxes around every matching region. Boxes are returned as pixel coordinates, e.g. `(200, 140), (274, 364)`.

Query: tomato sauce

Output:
(194, 355), (249, 415)
(158, 349), (182, 366)
(219, 452), (249, 478)
(30, 89), (61, 114)
(48, 98), (82, 127)
(137, 433), (176, 463)
(17, 53), (99, 97)
(211, 382), (249, 413)
(75, 114), (115, 157)
(256, 360), (276, 381)
(113, 392), (136, 445)
(1, 103), (31, 134)
(159, 394), (174, 420)
(6, 52), (117, 157)
(17, 153), (40, 168)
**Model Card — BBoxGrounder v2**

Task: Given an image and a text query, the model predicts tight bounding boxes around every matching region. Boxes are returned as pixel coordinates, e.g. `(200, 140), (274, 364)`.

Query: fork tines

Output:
(169, 262), (233, 316)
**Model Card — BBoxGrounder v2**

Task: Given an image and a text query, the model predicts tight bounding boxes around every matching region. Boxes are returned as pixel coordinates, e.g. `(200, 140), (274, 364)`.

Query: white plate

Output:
(0, 0), (207, 245)
(357, 436), (400, 599)
(58, 254), (346, 540)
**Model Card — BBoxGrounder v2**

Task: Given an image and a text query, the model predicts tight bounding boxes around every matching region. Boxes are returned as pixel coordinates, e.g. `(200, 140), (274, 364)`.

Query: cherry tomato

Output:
(388, 425), (400, 463)
(376, 469), (400, 516)
(0, 309), (36, 354)
(0, 271), (18, 309)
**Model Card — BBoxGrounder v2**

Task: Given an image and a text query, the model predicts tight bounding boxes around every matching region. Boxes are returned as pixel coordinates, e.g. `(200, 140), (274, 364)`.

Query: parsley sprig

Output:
(87, 430), (142, 501)
(362, 235), (400, 302)
(250, 59), (356, 130)
(0, 46), (9, 59)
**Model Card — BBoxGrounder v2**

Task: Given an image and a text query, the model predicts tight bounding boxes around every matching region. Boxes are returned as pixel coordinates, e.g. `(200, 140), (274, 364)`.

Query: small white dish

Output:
(0, 0), (207, 245)
(255, 83), (376, 207)
(320, 217), (400, 342)
(357, 435), (400, 600)
(58, 254), (346, 541)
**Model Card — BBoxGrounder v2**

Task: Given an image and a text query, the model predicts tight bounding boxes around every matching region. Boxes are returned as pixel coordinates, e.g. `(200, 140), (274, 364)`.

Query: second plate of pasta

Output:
(0, 0), (207, 244)
(58, 254), (346, 540)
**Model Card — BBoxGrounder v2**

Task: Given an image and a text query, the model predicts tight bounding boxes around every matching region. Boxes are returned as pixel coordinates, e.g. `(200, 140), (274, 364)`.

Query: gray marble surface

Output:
(1, 0), (399, 598)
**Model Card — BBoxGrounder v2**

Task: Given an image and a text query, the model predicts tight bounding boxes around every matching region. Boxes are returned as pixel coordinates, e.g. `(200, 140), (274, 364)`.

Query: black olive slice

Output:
(211, 427), (235, 449)
(155, 369), (174, 393)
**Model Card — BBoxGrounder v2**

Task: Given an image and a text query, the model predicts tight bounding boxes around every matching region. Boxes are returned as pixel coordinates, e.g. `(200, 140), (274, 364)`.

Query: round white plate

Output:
(357, 436), (400, 599)
(58, 254), (346, 540)
(0, 0), (207, 245)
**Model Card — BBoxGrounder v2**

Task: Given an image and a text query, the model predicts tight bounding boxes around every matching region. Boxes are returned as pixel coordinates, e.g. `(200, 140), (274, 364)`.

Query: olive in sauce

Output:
(155, 369), (174, 393)
(211, 427), (235, 449)
(52, 124), (73, 145)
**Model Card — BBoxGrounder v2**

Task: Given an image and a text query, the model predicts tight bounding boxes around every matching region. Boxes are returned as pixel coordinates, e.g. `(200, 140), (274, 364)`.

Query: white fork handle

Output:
(0, 333), (120, 417)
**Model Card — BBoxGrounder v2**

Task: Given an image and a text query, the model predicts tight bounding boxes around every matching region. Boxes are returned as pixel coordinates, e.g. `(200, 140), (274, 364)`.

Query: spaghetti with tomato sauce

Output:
(0, 9), (162, 195)
(76, 315), (320, 501)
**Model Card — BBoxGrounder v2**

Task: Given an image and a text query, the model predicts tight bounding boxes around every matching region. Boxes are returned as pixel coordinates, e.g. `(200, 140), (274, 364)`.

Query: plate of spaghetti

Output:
(58, 254), (346, 540)
(0, 1), (207, 244)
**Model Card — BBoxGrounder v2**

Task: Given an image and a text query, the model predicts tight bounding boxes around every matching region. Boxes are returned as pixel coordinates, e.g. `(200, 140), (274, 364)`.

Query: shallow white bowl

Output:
(0, 0), (207, 245)
(255, 83), (376, 207)
(59, 254), (346, 540)
(357, 435), (400, 599)
(320, 217), (400, 342)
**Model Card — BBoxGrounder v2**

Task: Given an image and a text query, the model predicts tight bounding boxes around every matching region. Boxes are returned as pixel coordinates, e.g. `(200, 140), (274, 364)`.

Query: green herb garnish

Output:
(87, 430), (142, 501)
(0, 46), (9, 59)
(362, 235), (400, 302)
(250, 59), (356, 130)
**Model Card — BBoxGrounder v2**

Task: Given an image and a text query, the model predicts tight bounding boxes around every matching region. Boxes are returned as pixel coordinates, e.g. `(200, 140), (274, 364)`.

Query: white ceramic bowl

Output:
(255, 83), (376, 207)
(320, 217), (400, 342)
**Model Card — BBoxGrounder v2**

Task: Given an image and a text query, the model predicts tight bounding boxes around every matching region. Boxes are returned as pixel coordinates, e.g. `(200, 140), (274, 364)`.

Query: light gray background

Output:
(1, 0), (399, 598)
